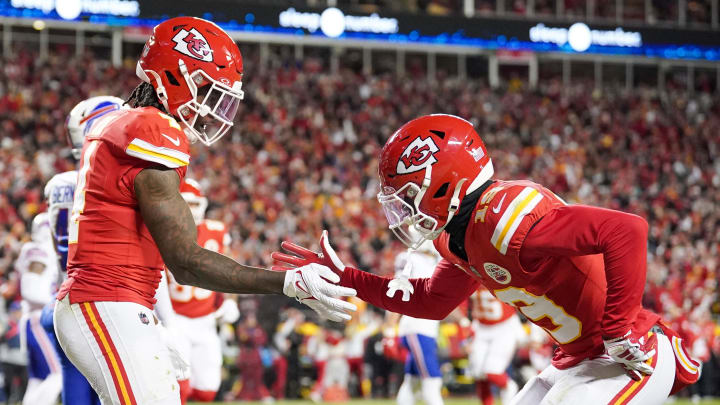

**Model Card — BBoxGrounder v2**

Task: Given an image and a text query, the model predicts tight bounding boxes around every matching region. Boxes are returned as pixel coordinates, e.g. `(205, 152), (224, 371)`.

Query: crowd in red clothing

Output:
(0, 46), (718, 397)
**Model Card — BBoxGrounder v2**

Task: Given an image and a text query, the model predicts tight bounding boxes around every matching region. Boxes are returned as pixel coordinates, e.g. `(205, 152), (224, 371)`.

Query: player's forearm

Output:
(171, 246), (284, 294)
(135, 167), (284, 295)
(340, 266), (473, 320)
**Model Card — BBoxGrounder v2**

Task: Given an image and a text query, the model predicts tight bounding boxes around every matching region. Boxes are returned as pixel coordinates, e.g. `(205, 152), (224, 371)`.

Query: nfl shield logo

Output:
(138, 312), (150, 325)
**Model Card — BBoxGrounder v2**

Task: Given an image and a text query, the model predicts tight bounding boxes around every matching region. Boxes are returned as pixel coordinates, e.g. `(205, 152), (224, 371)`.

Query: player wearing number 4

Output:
(273, 114), (701, 405)
(53, 17), (356, 405)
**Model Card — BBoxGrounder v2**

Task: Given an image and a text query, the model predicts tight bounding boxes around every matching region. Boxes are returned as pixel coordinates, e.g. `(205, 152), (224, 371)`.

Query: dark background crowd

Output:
(0, 40), (718, 401)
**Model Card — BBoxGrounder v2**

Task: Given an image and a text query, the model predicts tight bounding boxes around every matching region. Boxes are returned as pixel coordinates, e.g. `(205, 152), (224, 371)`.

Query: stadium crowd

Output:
(0, 45), (718, 402)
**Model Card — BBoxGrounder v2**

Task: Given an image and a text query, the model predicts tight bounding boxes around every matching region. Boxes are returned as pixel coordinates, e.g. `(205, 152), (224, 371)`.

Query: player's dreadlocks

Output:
(125, 82), (168, 113)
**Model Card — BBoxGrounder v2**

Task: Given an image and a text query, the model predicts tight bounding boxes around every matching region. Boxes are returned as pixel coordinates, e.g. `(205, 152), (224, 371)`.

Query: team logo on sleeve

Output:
(397, 136), (440, 174)
(483, 262), (511, 285)
(172, 28), (213, 62)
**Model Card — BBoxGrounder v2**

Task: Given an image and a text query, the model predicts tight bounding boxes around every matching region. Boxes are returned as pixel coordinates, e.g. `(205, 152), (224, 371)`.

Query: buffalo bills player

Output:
(273, 114), (701, 404)
(43, 95), (126, 405)
(17, 213), (61, 405)
(52, 17), (355, 405)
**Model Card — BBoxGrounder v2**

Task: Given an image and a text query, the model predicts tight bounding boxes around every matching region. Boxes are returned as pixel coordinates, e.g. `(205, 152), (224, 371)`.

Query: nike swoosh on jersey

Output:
(162, 133), (181, 146)
(492, 194), (507, 214)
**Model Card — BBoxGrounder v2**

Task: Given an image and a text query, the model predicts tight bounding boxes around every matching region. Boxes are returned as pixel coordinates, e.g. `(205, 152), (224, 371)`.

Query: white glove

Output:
(386, 277), (414, 302)
(283, 263), (357, 322)
(157, 324), (190, 380)
(604, 330), (656, 381)
(214, 298), (240, 324)
(386, 249), (415, 302)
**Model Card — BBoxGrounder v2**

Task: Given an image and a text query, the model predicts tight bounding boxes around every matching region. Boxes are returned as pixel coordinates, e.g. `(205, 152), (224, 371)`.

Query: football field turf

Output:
(189, 398), (720, 405)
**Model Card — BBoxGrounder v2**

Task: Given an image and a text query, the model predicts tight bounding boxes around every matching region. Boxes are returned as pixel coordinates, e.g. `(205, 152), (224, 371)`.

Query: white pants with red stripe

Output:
(510, 333), (675, 405)
(174, 313), (222, 392)
(54, 296), (181, 405)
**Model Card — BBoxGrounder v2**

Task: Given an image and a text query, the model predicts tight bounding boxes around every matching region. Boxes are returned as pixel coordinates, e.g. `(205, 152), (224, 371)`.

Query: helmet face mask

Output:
(176, 61), (244, 146)
(378, 181), (442, 250)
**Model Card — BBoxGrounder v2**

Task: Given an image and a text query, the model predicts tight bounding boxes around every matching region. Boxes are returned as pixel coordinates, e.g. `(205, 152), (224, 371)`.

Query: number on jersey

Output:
(494, 287), (582, 344)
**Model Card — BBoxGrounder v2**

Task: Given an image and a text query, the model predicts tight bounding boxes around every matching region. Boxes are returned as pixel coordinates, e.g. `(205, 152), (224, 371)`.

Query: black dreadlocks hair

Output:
(125, 82), (168, 114)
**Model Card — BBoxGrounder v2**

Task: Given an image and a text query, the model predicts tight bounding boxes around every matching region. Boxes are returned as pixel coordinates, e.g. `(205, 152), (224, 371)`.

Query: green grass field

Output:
(189, 398), (720, 405)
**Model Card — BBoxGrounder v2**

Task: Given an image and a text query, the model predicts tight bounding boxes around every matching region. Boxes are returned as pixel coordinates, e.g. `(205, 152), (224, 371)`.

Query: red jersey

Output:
(340, 179), (655, 369)
(470, 286), (516, 326)
(169, 219), (229, 318)
(57, 107), (190, 309)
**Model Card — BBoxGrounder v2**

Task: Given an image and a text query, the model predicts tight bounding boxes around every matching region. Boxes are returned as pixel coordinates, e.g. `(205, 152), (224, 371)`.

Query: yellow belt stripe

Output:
(674, 337), (698, 372)
(127, 143), (188, 166)
(83, 303), (133, 405)
(494, 190), (539, 251)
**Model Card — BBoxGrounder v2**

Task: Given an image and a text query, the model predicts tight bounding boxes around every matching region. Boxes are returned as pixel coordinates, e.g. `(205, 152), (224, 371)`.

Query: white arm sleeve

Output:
(153, 270), (176, 327)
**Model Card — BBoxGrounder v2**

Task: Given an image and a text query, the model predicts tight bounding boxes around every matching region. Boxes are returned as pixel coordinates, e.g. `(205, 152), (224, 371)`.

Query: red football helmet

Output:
(136, 16), (244, 146)
(180, 178), (207, 224)
(377, 114), (494, 249)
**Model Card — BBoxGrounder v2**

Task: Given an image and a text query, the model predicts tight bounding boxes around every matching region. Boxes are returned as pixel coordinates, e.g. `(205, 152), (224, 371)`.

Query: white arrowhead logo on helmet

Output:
(172, 28), (214, 62)
(397, 136), (440, 174)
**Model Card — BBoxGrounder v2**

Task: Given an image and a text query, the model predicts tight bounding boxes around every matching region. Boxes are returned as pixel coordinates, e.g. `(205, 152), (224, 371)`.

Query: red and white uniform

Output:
(340, 180), (700, 405)
(168, 219), (232, 398)
(467, 286), (520, 377)
(54, 107), (190, 405)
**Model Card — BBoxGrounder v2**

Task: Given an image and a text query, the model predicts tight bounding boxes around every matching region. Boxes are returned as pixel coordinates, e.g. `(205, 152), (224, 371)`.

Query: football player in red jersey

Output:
(170, 178), (239, 403)
(466, 286), (520, 405)
(273, 114), (701, 405)
(52, 17), (356, 405)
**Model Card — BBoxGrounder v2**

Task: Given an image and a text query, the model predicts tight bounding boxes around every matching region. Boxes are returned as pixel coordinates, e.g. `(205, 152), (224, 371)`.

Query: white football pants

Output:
(54, 296), (181, 405)
(510, 333), (675, 405)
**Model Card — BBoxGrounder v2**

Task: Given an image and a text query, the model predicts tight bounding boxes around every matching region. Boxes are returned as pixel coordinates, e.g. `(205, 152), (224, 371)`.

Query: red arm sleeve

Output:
(519, 204), (649, 338)
(340, 259), (480, 320)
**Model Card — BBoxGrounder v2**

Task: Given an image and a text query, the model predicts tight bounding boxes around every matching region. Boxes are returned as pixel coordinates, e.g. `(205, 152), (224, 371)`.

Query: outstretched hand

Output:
(272, 230), (346, 276)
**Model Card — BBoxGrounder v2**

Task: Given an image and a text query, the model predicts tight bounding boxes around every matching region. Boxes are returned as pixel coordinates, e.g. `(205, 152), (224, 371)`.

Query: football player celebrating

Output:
(467, 286), (520, 405)
(170, 178), (240, 403)
(272, 114), (701, 404)
(53, 17), (355, 405)
(43, 95), (126, 405)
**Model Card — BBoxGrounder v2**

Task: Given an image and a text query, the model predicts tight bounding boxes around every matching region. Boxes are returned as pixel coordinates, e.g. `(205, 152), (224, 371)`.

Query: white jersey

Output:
(16, 241), (56, 312)
(396, 249), (441, 339)
(43, 170), (77, 274)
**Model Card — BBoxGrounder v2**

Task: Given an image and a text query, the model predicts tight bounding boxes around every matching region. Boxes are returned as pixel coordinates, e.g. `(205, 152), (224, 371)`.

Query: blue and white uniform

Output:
(395, 242), (444, 405)
(18, 215), (62, 405)
(44, 171), (77, 273)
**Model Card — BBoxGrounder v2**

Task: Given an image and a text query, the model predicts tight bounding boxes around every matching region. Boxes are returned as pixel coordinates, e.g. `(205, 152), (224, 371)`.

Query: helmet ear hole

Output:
(164, 70), (180, 86)
(433, 182), (450, 198)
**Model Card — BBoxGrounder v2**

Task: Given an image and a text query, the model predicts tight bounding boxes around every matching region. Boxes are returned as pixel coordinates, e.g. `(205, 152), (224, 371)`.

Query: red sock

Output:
(190, 389), (217, 402)
(178, 379), (191, 405)
(486, 373), (508, 388)
(476, 380), (493, 405)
